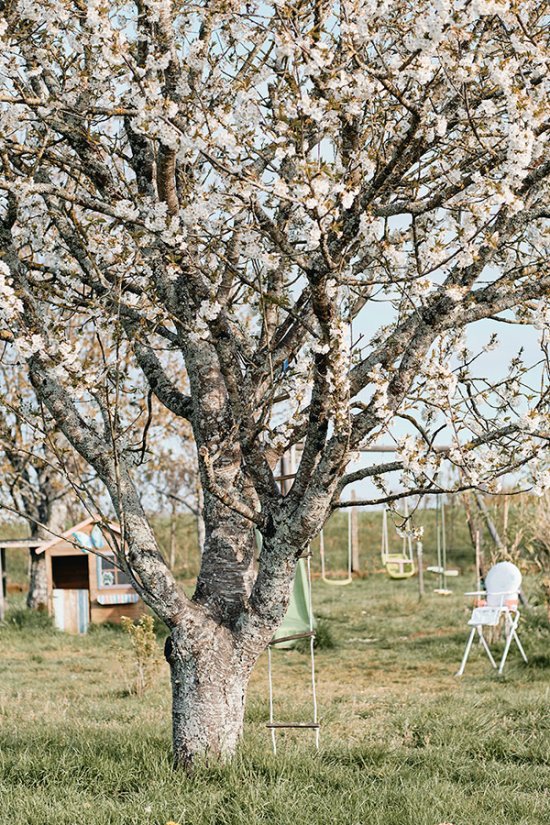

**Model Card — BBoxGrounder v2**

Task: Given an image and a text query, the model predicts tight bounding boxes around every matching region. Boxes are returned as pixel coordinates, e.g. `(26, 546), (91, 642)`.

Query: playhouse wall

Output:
(45, 527), (144, 628)
(90, 600), (146, 625)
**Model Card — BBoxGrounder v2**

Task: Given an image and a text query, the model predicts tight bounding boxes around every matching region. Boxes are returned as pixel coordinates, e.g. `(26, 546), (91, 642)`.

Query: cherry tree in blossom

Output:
(0, 0), (549, 768)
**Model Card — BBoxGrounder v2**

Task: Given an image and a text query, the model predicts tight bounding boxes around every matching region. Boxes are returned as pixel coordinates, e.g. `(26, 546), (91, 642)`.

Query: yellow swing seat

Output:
(384, 554), (416, 580)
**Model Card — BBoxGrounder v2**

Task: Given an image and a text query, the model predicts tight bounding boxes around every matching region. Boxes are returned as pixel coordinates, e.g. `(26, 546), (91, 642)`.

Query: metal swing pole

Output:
(404, 499), (413, 564)
(0, 547), (5, 622)
(381, 508), (388, 564)
(441, 499), (447, 593)
(348, 507), (353, 578)
(417, 541), (424, 599)
(436, 497), (443, 591)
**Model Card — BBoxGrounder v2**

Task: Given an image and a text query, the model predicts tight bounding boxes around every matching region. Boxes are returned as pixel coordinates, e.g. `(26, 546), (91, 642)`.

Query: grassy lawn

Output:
(1, 570), (549, 825)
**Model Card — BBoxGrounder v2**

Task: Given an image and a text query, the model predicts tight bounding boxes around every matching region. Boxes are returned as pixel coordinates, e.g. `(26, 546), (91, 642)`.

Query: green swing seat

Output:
(384, 554), (416, 580)
(381, 508), (416, 580)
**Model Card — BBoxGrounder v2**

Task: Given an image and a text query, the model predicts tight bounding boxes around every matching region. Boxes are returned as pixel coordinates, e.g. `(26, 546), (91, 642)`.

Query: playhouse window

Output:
(98, 554), (131, 588)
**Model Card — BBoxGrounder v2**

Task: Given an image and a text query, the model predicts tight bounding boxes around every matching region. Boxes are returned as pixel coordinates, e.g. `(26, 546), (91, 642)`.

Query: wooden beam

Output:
(0, 539), (43, 549)
(266, 723), (320, 729)
(269, 630), (315, 646)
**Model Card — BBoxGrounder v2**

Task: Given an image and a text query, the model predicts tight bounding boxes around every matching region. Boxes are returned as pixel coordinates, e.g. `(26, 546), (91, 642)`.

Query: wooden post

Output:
(475, 530), (482, 593)
(169, 499), (177, 571)
(417, 542), (424, 600)
(350, 490), (360, 573)
(0, 547), (6, 621)
(503, 495), (509, 541)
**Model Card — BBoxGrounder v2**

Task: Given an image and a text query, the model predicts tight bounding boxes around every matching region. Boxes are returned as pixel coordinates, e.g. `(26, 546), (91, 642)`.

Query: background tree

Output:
(0, 367), (71, 608)
(0, 0), (549, 769)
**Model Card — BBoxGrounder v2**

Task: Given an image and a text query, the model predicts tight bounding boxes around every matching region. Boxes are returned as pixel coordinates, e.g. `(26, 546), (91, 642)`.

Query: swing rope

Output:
(266, 548), (320, 754)
(307, 551), (320, 750)
(381, 503), (415, 579)
(433, 496), (453, 595)
(319, 509), (353, 586)
(266, 448), (320, 754)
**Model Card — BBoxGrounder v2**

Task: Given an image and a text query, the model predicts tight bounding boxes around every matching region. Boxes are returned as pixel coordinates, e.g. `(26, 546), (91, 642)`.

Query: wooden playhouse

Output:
(38, 517), (145, 633)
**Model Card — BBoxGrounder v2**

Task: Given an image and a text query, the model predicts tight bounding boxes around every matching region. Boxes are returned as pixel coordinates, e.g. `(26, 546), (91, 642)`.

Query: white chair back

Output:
(485, 561), (522, 607)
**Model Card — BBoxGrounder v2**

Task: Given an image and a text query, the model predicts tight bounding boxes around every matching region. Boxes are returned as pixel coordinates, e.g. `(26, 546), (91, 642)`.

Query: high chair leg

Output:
(513, 630), (528, 664)
(456, 627), (476, 676)
(478, 628), (497, 669)
(498, 618), (515, 674)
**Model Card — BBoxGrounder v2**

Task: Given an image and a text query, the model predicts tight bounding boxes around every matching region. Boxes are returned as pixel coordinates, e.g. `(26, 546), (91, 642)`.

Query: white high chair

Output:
(456, 561), (528, 676)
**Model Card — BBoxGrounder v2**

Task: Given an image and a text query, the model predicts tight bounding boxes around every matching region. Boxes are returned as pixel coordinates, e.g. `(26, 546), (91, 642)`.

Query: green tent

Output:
(271, 558), (316, 649)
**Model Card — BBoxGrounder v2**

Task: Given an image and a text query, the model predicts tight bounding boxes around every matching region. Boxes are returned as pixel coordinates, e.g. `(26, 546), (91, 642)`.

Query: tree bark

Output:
(26, 548), (48, 610)
(165, 619), (258, 770)
(163, 524), (299, 768)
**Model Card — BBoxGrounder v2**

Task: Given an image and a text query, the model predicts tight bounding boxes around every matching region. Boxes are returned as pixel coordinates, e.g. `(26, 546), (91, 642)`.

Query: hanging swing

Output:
(427, 497), (458, 595)
(381, 505), (416, 579)
(319, 508), (353, 586)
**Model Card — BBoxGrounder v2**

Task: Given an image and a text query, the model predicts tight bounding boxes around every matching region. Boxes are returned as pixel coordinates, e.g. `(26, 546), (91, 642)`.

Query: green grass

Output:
(1, 574), (549, 825)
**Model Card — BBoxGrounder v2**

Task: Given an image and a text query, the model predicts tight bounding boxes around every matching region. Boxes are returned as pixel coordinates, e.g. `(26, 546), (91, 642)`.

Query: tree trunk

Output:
(26, 548), (48, 610)
(165, 620), (258, 770)
(163, 529), (297, 770)
(26, 495), (67, 610)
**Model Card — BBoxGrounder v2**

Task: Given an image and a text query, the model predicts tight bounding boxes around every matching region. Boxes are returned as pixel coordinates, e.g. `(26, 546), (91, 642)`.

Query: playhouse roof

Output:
(36, 516), (121, 555)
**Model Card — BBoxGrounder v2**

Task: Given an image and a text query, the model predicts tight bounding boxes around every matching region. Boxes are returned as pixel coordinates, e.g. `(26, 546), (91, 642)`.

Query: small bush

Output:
(314, 619), (336, 650)
(88, 620), (125, 635)
(3, 607), (54, 632)
(294, 619), (335, 653)
(120, 615), (160, 695)
(522, 607), (550, 636)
